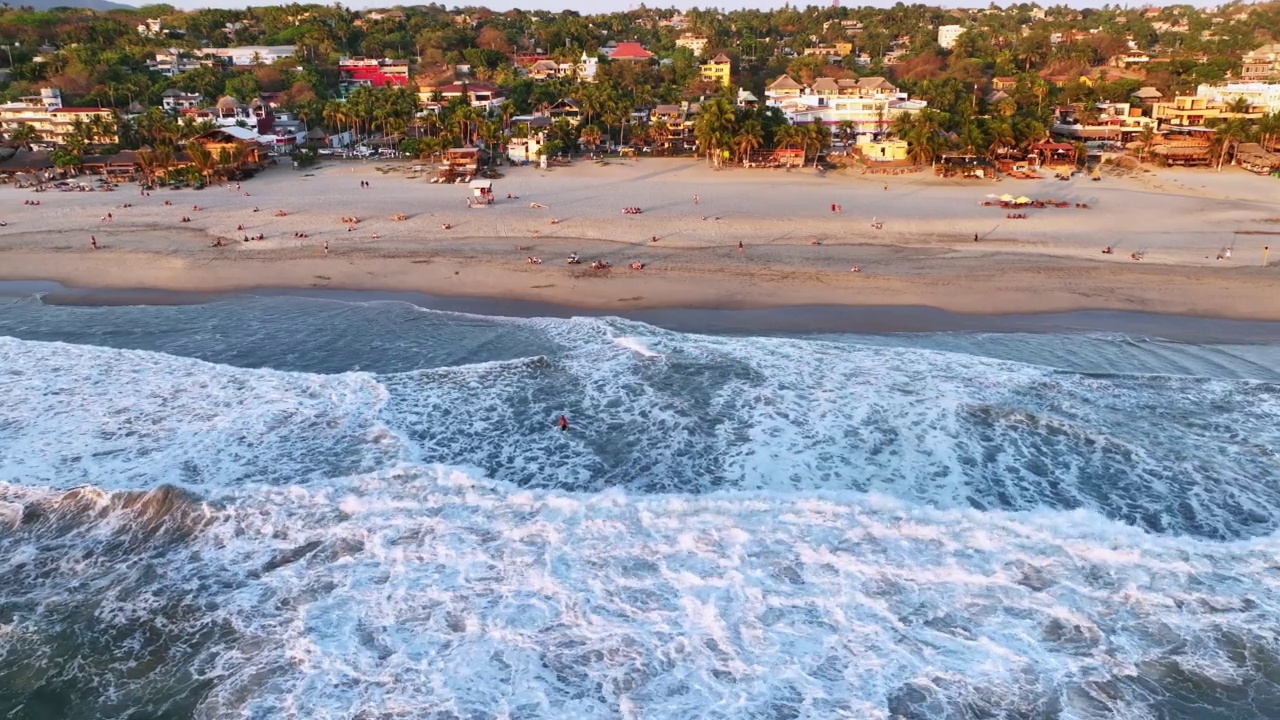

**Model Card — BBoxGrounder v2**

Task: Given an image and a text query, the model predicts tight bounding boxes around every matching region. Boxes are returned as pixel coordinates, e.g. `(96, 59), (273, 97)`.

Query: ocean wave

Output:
(2, 467), (1278, 719)
(3, 326), (1279, 540)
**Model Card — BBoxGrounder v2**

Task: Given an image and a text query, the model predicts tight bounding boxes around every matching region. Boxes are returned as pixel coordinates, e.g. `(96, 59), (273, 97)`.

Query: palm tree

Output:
(803, 122), (831, 168)
(734, 119), (763, 164)
(892, 110), (944, 166)
(835, 120), (857, 149)
(774, 123), (803, 151)
(1225, 96), (1252, 116)
(63, 131), (88, 158)
(497, 100), (516, 132)
(453, 104), (480, 146)
(185, 142), (219, 185)
(694, 97), (736, 167)
(8, 123), (39, 150)
(984, 118), (1016, 159)
(647, 120), (669, 155)
(1256, 111), (1280, 152)
(137, 147), (175, 186)
(959, 122), (986, 155)
(323, 100), (347, 137)
(579, 124), (603, 152)
(1211, 118), (1252, 171)
(1135, 126), (1157, 163)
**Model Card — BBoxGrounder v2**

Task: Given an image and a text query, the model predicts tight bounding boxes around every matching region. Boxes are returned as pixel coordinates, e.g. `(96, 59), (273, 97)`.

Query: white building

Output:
(765, 75), (918, 143)
(148, 49), (210, 77)
(1196, 82), (1280, 115)
(938, 25), (965, 50)
(576, 51), (598, 83)
(200, 45), (296, 66)
(674, 34), (709, 57)
(137, 18), (163, 36)
(160, 89), (203, 111)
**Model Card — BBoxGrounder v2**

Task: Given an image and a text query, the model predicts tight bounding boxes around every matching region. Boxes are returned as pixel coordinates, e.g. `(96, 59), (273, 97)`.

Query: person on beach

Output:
(557, 415), (570, 432)
(738, 240), (744, 252)
(90, 236), (97, 250)
(694, 194), (700, 205)
(974, 233), (979, 242)
(323, 241), (329, 255)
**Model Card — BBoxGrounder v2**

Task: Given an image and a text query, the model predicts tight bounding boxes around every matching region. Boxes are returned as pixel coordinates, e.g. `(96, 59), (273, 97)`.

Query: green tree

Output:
(8, 123), (40, 150)
(224, 73), (261, 102)
(693, 97), (736, 167)
(733, 118), (763, 164)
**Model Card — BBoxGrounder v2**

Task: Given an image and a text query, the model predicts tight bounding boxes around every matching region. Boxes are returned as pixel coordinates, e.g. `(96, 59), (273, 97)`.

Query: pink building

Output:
(339, 57), (411, 94)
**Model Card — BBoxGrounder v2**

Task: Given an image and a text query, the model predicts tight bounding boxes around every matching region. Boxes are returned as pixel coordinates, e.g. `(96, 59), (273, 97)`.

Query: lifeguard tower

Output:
(468, 179), (494, 207)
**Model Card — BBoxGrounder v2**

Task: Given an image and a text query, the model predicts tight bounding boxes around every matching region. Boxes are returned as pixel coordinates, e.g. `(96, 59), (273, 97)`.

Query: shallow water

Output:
(2, 294), (1278, 719)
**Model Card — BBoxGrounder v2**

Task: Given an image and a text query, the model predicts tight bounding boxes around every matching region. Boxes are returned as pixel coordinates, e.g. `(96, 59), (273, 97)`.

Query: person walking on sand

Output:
(738, 240), (744, 252)
(90, 236), (97, 250)
(323, 240), (329, 255)
(694, 194), (700, 205)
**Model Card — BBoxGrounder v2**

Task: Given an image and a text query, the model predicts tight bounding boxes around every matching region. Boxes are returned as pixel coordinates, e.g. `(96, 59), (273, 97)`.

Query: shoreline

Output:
(2, 243), (1279, 322)
(7, 279), (1280, 344)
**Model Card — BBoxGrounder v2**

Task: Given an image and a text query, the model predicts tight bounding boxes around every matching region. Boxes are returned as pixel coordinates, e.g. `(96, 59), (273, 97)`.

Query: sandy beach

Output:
(1, 156), (1277, 319)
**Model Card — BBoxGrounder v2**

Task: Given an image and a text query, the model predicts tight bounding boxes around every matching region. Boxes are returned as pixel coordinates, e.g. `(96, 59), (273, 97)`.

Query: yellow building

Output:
(803, 43), (853, 58)
(858, 139), (909, 162)
(699, 53), (732, 88)
(1152, 95), (1221, 127)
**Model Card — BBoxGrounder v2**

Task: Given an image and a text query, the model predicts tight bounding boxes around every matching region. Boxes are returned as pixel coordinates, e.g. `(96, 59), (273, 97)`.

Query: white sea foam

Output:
(613, 336), (662, 358)
(2, 323), (1280, 718)
(5, 468), (1279, 719)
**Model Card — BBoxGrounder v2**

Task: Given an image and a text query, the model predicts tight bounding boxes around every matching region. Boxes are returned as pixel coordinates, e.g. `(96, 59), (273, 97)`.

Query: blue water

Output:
(1, 294), (1279, 719)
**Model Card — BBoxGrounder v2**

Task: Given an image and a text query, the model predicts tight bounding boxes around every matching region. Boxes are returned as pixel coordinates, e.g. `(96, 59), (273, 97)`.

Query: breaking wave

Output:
(2, 302), (1279, 719)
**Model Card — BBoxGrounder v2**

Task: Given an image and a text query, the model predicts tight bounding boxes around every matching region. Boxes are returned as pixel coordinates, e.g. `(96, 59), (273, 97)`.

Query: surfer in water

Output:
(557, 415), (570, 432)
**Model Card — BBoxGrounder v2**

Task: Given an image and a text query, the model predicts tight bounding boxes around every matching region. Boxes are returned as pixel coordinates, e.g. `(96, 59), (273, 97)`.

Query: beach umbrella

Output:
(999, 193), (1014, 202)
(1015, 195), (1031, 204)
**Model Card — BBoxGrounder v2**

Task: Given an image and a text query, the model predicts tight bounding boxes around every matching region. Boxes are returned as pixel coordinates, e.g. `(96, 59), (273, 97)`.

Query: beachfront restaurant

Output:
(743, 148), (805, 168)
(1150, 141), (1212, 167)
(1233, 142), (1280, 174)
(934, 153), (993, 178)
(1029, 141), (1078, 168)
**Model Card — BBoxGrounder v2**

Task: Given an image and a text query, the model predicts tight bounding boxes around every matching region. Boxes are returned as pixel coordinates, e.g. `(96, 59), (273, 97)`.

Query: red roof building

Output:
(609, 42), (653, 61)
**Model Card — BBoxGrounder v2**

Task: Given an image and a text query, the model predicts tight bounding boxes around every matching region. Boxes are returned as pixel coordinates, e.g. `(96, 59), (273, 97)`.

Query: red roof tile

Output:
(610, 42), (653, 60)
